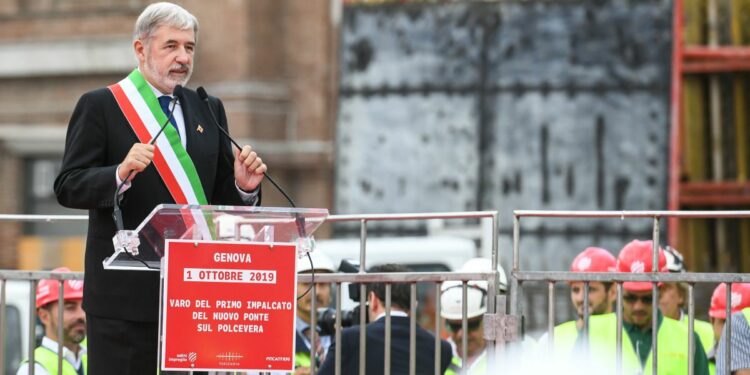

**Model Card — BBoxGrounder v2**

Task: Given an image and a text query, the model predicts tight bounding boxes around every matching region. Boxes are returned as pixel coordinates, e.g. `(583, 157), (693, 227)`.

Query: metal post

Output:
(0, 279), (4, 374)
(487, 212), (499, 373)
(582, 282), (590, 360)
(310, 281), (317, 375)
(434, 283), (441, 375)
(359, 219), (367, 274)
(651, 217), (660, 375)
(335, 282), (342, 375)
(28, 280), (36, 375)
(409, 283), (417, 375)
(359, 219), (367, 375)
(547, 281), (555, 354)
(688, 283), (695, 375)
(511, 215), (520, 317)
(384, 284), (392, 375)
(359, 281), (367, 375)
(57, 279), (64, 375)
(726, 282), (733, 371)
(461, 282), (468, 375)
(616, 282), (623, 375)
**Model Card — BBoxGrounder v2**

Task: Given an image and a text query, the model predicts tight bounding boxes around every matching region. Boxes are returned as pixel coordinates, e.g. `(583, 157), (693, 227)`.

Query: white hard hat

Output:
(440, 258), (507, 320)
(663, 246), (685, 273)
(297, 250), (336, 273)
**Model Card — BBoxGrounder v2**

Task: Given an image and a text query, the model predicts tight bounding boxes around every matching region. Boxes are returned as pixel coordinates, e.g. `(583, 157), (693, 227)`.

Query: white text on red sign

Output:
(183, 268), (276, 284)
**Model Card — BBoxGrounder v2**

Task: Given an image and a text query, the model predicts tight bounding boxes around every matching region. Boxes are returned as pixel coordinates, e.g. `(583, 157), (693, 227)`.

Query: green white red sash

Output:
(108, 69), (212, 238)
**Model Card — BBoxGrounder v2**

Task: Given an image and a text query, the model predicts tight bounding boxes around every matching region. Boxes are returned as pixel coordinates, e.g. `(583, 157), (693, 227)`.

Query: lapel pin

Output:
(197, 124), (204, 133)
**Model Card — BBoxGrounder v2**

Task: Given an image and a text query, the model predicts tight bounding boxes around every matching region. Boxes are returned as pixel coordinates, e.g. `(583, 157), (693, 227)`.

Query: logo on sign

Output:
(216, 352), (243, 366)
(189, 352), (197, 363)
(69, 280), (83, 290)
(577, 257), (592, 271)
(630, 261), (645, 273)
(732, 292), (743, 308)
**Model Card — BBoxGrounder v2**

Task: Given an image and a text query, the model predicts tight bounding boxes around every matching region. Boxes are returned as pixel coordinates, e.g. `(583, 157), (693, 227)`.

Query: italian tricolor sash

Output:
(109, 69), (212, 239)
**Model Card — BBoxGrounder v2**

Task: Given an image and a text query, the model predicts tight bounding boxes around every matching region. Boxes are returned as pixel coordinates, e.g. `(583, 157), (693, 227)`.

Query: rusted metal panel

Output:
(336, 1), (672, 234)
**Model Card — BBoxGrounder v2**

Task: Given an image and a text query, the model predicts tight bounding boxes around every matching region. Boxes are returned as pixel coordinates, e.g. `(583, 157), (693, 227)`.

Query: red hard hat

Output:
(709, 283), (750, 319)
(616, 240), (667, 292)
(570, 247), (617, 272)
(36, 267), (83, 309)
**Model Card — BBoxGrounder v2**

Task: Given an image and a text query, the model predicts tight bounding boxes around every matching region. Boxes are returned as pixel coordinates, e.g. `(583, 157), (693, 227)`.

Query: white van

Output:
(311, 235), (477, 323)
(313, 236), (477, 273)
(4, 280), (37, 375)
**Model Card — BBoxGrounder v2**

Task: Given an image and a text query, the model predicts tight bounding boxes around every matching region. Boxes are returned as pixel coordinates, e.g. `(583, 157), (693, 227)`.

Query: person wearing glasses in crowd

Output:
(441, 258), (507, 375)
(585, 240), (709, 375)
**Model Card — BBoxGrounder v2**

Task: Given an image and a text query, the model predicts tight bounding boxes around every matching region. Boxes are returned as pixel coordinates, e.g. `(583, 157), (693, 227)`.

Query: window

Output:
(23, 157), (86, 236)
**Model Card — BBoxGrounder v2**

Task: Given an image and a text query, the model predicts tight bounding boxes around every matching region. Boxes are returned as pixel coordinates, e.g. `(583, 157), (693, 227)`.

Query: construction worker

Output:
(716, 307), (750, 375)
(584, 239), (709, 374)
(17, 267), (86, 375)
(293, 250), (336, 374)
(707, 283), (750, 374)
(440, 258), (507, 375)
(660, 246), (714, 352)
(554, 247), (617, 350)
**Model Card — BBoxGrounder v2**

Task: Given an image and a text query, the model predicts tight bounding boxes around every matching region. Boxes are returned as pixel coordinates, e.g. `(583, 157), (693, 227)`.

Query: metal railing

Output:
(0, 270), (84, 375)
(512, 210), (750, 375)
(0, 211), (502, 375)
(10, 209), (750, 374)
(308, 211), (500, 375)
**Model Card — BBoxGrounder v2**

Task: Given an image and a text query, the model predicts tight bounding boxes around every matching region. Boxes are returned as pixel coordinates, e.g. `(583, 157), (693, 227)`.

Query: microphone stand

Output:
(197, 86), (315, 300)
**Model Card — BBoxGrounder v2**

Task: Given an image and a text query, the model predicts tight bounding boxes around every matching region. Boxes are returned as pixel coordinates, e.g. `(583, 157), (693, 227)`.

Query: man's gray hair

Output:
(133, 2), (198, 42)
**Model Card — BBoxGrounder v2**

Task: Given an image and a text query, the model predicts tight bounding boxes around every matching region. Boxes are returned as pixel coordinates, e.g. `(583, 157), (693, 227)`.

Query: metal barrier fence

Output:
(0, 211), (502, 375)
(0, 270), (84, 375)
(10, 210), (749, 374)
(512, 210), (750, 375)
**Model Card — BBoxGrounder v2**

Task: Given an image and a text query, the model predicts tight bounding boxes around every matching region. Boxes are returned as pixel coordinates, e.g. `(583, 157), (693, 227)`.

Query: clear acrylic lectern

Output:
(103, 204), (329, 270)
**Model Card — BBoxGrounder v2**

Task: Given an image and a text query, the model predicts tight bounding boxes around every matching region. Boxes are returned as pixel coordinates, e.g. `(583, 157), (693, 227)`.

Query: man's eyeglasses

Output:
(446, 319), (482, 333)
(623, 294), (653, 305)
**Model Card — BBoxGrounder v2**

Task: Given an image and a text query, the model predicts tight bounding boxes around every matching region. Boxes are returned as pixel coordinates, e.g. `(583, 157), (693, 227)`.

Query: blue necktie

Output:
(158, 95), (179, 137)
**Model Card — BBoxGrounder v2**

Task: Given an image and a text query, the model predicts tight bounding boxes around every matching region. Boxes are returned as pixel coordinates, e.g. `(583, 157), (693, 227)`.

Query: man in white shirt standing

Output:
(17, 267), (87, 375)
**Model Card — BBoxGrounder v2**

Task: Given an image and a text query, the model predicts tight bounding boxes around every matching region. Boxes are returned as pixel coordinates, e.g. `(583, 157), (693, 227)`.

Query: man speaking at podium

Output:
(54, 2), (265, 373)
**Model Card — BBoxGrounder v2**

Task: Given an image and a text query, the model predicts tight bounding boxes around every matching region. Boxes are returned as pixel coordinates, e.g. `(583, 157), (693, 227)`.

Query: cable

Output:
(297, 251), (316, 300)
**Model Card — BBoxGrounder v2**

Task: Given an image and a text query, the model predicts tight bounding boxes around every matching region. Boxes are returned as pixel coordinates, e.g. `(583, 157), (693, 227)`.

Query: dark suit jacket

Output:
(54, 86), (258, 322)
(318, 315), (453, 375)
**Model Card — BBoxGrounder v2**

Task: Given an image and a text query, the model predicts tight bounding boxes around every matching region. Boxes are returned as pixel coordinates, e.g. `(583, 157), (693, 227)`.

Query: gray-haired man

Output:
(54, 2), (265, 373)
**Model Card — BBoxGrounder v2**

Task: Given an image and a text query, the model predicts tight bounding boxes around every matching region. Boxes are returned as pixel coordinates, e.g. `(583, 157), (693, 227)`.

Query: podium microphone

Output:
(196, 86), (298, 210)
(112, 85), (183, 231)
(197, 86), (316, 300)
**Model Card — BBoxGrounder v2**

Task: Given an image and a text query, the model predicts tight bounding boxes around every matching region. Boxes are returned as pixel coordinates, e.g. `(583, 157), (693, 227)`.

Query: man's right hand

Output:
(118, 143), (155, 181)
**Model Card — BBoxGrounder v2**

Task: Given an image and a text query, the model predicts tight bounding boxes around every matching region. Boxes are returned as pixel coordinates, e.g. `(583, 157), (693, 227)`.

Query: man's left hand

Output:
(234, 145), (266, 192)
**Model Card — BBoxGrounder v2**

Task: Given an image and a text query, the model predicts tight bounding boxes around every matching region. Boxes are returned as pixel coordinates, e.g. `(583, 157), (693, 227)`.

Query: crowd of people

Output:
(287, 241), (750, 375)
(26, 243), (750, 375)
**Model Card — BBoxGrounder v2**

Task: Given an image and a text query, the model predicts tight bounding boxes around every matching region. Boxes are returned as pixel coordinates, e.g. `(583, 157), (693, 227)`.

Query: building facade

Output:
(0, 0), (337, 269)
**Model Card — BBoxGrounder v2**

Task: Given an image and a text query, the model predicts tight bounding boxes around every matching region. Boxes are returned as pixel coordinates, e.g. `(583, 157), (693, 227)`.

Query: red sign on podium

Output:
(161, 240), (297, 372)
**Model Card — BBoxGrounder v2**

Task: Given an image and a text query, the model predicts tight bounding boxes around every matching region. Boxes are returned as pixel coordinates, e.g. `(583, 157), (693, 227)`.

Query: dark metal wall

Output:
(335, 1), (680, 331)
